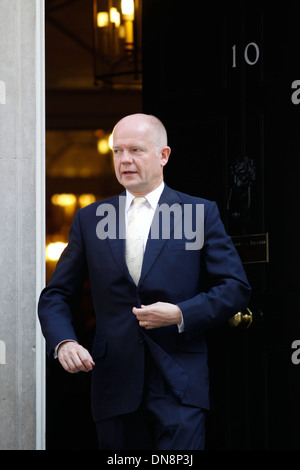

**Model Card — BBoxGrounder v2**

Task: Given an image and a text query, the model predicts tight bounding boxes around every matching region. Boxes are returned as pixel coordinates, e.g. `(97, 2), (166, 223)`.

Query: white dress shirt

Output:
(125, 181), (165, 251)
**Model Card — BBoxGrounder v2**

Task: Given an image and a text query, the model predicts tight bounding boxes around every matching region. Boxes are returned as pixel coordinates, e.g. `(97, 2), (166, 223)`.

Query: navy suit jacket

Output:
(38, 185), (251, 422)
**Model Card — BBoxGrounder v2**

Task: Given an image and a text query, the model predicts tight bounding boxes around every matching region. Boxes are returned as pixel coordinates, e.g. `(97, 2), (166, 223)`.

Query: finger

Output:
(138, 319), (155, 330)
(70, 354), (88, 372)
(77, 350), (95, 371)
(133, 304), (152, 314)
(67, 353), (85, 373)
(70, 348), (94, 372)
(59, 355), (79, 373)
(138, 319), (148, 328)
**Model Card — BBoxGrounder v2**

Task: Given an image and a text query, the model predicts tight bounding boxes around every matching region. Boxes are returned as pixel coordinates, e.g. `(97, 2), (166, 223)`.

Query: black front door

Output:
(142, 0), (300, 449)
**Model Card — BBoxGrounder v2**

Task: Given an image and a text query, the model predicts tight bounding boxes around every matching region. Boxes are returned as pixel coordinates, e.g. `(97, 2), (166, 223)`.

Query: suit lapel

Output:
(104, 192), (132, 280)
(139, 186), (183, 285)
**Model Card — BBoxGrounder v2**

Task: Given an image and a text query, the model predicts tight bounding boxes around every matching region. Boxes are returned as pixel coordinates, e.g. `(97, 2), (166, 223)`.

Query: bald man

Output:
(38, 114), (251, 450)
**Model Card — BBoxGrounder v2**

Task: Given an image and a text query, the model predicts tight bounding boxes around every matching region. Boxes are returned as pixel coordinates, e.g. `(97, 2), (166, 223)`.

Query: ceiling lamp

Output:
(92, 0), (141, 85)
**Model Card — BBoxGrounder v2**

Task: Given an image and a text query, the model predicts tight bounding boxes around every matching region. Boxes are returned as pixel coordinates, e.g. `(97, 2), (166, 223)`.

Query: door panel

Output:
(142, 0), (300, 449)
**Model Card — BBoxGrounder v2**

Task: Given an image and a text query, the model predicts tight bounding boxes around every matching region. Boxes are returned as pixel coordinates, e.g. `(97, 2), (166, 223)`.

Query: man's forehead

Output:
(113, 123), (152, 143)
(115, 119), (150, 133)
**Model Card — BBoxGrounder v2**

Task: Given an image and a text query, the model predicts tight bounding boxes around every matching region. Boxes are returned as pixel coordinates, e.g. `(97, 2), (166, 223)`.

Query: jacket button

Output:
(137, 338), (144, 344)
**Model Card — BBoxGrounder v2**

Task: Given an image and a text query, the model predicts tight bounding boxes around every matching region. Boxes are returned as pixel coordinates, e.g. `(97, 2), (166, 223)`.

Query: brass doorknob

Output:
(228, 307), (253, 328)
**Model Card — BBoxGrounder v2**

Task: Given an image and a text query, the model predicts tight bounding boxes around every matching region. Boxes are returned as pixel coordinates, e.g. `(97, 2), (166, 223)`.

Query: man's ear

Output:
(160, 146), (171, 167)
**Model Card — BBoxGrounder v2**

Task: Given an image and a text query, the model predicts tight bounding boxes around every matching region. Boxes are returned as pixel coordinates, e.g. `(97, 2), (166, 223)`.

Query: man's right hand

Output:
(57, 341), (95, 373)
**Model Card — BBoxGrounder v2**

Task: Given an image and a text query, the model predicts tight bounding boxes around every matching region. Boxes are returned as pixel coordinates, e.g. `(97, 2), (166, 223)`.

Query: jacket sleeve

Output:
(177, 201), (251, 336)
(38, 210), (88, 354)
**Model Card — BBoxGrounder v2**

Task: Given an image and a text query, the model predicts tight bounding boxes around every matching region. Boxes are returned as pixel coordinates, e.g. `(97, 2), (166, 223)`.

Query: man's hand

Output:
(132, 302), (182, 329)
(57, 341), (95, 373)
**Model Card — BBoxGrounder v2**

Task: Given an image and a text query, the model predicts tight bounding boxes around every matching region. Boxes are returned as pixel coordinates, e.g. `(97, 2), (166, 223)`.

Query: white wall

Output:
(0, 0), (45, 450)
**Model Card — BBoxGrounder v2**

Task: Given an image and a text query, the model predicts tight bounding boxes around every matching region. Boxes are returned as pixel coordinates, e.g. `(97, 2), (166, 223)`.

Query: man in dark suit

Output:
(38, 113), (251, 450)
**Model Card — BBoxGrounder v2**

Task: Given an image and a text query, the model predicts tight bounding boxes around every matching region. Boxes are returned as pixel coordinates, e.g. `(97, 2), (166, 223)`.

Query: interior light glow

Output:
(97, 12), (109, 27)
(121, 0), (134, 17)
(51, 193), (77, 207)
(78, 194), (96, 208)
(97, 137), (110, 154)
(110, 7), (121, 27)
(46, 242), (67, 262)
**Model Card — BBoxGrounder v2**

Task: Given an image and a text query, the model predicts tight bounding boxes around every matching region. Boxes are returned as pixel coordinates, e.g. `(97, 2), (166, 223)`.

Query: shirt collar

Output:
(125, 181), (165, 213)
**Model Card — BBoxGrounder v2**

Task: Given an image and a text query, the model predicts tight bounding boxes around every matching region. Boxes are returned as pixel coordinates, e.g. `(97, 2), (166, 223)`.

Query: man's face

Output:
(112, 117), (170, 196)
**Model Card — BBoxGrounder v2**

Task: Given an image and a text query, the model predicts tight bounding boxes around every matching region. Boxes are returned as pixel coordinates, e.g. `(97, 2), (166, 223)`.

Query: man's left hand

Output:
(132, 302), (182, 329)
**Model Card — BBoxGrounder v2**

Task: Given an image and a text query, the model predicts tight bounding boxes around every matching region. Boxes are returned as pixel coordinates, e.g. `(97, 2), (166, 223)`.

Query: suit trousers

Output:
(96, 346), (206, 450)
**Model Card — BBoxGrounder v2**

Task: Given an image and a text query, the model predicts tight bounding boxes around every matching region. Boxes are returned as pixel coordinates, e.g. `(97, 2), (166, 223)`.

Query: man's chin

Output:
(121, 176), (142, 190)
(123, 182), (148, 196)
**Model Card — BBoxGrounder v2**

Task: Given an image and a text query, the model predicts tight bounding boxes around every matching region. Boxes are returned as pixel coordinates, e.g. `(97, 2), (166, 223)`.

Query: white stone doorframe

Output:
(35, 0), (46, 451)
(0, 0), (46, 450)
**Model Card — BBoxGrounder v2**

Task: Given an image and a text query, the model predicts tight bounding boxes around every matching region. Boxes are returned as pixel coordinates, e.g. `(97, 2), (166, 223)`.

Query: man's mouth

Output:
(122, 170), (137, 175)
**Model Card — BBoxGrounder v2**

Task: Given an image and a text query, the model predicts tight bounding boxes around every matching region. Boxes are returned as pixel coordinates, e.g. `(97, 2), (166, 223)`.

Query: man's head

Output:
(112, 113), (171, 196)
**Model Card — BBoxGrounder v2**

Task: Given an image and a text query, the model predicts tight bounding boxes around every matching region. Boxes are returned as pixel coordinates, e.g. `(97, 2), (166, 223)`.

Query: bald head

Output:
(113, 113), (168, 152)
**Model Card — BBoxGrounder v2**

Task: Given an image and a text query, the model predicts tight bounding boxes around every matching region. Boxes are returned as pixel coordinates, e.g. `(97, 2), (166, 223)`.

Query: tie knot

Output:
(132, 197), (146, 207)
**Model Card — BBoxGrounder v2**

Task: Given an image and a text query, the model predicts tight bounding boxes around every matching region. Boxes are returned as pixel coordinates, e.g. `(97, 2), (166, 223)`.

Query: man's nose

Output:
(121, 150), (133, 163)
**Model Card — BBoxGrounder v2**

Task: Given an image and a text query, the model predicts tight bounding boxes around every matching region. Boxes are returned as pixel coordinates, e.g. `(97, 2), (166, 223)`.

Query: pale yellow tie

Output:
(126, 197), (147, 285)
